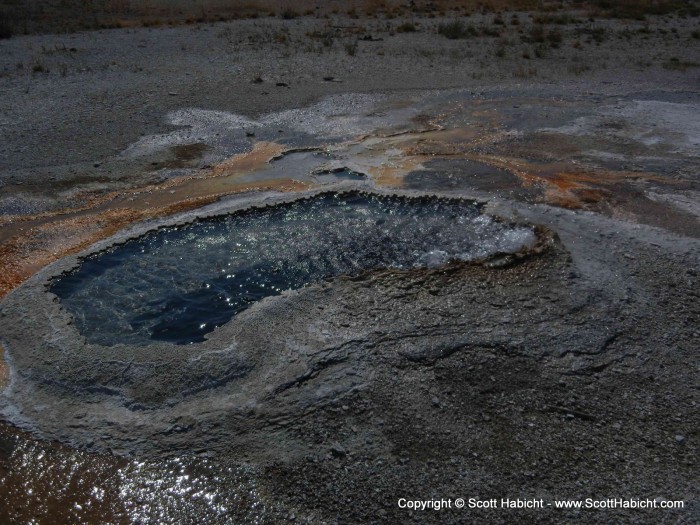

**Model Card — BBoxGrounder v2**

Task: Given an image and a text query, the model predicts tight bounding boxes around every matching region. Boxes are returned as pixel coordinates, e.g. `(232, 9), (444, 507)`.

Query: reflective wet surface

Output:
(0, 424), (268, 525)
(50, 192), (535, 345)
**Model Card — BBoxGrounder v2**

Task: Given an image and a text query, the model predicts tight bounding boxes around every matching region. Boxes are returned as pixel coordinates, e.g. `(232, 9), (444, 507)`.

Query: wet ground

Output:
(50, 192), (535, 345)
(1, 79), (699, 523)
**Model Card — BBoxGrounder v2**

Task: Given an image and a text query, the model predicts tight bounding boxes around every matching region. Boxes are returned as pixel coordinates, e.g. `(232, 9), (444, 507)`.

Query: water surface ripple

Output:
(51, 192), (535, 345)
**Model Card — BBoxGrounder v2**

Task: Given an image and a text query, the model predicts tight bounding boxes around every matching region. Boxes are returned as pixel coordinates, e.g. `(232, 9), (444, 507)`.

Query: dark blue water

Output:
(51, 192), (535, 345)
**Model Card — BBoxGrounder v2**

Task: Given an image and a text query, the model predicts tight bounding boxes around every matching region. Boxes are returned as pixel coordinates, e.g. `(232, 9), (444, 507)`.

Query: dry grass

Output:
(0, 1), (698, 36)
(662, 57), (700, 71)
(590, 0), (699, 20)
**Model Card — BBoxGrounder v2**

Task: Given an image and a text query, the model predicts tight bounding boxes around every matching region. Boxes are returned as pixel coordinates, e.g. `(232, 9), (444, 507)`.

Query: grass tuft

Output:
(437, 20), (476, 39)
(396, 22), (417, 33)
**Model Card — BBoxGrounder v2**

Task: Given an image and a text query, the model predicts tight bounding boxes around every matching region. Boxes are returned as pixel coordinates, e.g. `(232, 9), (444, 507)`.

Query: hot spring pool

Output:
(50, 192), (536, 345)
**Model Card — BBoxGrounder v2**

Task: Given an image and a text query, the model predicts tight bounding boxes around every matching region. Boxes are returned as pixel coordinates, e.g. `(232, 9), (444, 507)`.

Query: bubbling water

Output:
(51, 192), (536, 345)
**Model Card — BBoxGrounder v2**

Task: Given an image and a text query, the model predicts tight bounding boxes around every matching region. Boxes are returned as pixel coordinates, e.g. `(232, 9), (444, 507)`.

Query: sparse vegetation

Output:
(480, 24), (501, 37)
(663, 57), (700, 71)
(578, 26), (608, 44)
(437, 19), (504, 39)
(437, 20), (476, 39)
(0, 0), (695, 37)
(280, 8), (298, 20)
(308, 28), (336, 48)
(396, 22), (417, 33)
(591, 0), (691, 20)
(546, 28), (563, 48)
(533, 13), (579, 25)
(344, 40), (358, 56)
(512, 65), (537, 78)
(568, 61), (592, 75)
(0, 0), (696, 88)
(526, 25), (546, 43)
(523, 25), (563, 47)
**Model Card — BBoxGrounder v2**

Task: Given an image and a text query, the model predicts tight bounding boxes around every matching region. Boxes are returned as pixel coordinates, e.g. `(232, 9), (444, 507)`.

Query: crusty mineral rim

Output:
(32, 185), (507, 287)
(0, 185), (549, 397)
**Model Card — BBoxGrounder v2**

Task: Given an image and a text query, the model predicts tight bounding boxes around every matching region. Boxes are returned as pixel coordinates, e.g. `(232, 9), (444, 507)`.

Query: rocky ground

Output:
(0, 6), (699, 525)
(1, 10), (699, 211)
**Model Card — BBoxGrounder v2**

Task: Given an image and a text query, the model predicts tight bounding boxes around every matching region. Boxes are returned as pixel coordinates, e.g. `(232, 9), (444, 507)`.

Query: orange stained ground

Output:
(0, 122), (680, 387)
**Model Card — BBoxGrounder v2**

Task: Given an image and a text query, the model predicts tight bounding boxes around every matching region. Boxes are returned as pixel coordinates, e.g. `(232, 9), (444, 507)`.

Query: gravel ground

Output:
(0, 10), (699, 525)
(1, 13), (699, 204)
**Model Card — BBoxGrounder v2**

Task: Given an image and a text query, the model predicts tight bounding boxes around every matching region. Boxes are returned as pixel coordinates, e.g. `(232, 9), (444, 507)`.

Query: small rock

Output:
(431, 397), (441, 407)
(675, 435), (685, 444)
(330, 443), (346, 458)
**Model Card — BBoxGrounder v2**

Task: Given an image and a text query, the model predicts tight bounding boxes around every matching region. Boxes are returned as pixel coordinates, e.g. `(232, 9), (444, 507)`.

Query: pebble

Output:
(330, 443), (346, 458)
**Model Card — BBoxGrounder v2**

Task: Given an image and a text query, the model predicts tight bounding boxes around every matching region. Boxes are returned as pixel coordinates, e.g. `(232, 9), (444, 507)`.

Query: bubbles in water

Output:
(51, 192), (536, 346)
